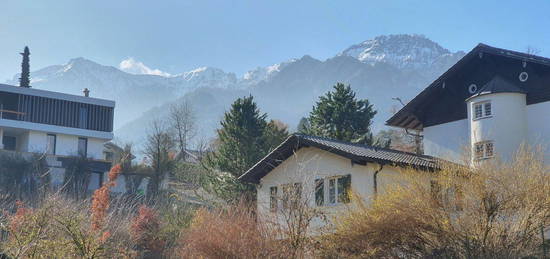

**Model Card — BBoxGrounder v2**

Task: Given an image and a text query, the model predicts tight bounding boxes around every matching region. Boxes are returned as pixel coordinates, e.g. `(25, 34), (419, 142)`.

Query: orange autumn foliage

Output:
(9, 200), (32, 233)
(130, 205), (165, 255)
(91, 164), (122, 231)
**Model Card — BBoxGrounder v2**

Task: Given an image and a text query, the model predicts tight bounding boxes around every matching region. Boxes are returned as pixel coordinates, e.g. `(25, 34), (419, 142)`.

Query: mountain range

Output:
(6, 34), (465, 149)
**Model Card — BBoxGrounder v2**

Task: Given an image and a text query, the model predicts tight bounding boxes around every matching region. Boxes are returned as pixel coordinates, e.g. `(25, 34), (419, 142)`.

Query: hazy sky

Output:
(1, 0), (549, 81)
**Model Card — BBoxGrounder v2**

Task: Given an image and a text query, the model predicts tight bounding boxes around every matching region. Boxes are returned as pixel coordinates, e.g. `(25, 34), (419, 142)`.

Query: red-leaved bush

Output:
(91, 164), (121, 231)
(131, 205), (165, 257)
(8, 200), (32, 233)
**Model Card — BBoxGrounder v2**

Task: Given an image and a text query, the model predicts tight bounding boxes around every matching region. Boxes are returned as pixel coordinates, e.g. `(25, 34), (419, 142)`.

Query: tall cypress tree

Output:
(19, 46), (31, 88)
(308, 83), (377, 144)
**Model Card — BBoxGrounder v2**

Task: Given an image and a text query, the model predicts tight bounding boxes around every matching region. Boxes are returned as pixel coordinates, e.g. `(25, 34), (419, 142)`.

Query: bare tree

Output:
(526, 45), (541, 56)
(392, 97), (423, 154)
(144, 120), (175, 199)
(169, 101), (196, 161)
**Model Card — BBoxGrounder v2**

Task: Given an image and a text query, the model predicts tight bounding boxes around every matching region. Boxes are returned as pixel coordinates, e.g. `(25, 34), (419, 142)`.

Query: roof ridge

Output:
(294, 133), (438, 159)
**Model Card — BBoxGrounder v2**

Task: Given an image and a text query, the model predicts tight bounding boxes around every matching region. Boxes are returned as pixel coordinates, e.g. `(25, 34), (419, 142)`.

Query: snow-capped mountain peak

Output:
(339, 34), (461, 71)
(242, 58), (298, 85)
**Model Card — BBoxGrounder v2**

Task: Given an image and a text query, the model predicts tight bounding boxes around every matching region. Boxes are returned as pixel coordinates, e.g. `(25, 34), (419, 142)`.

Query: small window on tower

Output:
(474, 141), (494, 160)
(485, 142), (494, 158)
(473, 101), (492, 120)
(474, 143), (484, 160)
(484, 102), (492, 116)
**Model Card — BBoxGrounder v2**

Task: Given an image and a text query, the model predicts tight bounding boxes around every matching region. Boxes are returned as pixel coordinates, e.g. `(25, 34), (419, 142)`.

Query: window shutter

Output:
(315, 179), (324, 206)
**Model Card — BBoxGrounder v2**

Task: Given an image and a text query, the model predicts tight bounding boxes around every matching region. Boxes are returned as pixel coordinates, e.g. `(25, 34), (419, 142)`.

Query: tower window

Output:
(474, 141), (494, 160)
(473, 101), (492, 120)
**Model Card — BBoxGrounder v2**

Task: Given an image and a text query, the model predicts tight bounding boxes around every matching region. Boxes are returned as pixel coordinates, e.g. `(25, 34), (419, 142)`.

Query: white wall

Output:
(526, 101), (550, 164)
(422, 95), (549, 165)
(423, 119), (469, 163)
(25, 130), (107, 159)
(468, 93), (528, 163)
(257, 147), (406, 233)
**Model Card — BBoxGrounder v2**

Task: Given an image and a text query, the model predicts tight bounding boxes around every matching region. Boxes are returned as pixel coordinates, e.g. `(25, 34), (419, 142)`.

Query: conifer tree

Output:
(308, 83), (377, 144)
(210, 95), (270, 177)
(19, 46), (31, 88)
(206, 95), (288, 201)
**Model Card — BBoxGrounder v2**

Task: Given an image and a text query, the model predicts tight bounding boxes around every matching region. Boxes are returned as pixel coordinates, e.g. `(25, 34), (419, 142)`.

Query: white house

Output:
(0, 83), (115, 190)
(387, 43), (550, 164)
(239, 134), (445, 232)
(240, 43), (550, 231)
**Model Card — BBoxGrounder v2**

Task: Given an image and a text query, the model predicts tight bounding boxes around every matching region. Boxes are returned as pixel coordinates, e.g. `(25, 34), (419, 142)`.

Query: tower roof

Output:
(466, 75), (526, 101)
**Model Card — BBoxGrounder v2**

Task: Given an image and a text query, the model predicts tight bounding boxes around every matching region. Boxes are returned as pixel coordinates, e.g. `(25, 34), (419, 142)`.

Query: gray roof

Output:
(466, 75), (526, 101)
(239, 134), (450, 183)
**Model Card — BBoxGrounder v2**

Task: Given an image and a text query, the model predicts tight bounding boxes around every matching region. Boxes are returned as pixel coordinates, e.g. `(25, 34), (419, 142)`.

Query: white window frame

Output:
(319, 174), (351, 206)
(474, 141), (494, 160)
(472, 101), (492, 120)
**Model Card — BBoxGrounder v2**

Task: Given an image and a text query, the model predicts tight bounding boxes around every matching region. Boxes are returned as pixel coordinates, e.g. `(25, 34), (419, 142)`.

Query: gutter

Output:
(373, 164), (384, 198)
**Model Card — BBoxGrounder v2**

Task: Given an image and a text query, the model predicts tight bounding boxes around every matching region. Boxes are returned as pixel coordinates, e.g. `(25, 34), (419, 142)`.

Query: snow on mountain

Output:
(174, 67), (240, 90)
(119, 57), (172, 77)
(5, 34), (466, 147)
(339, 34), (464, 72)
(242, 59), (297, 85)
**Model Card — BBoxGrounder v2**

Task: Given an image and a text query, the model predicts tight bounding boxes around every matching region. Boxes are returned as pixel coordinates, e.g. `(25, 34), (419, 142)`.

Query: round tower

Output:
(466, 76), (527, 164)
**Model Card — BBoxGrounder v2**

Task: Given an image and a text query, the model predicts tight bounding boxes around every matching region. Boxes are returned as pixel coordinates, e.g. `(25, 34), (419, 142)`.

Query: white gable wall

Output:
(423, 119), (469, 163)
(526, 101), (550, 164)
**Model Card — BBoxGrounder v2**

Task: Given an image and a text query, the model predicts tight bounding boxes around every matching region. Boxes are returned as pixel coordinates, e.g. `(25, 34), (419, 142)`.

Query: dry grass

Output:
(318, 147), (550, 258)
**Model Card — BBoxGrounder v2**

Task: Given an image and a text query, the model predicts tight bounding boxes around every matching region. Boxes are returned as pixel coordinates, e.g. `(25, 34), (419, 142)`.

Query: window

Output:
(325, 175), (352, 205)
(337, 175), (351, 203)
(328, 178), (336, 204)
(484, 102), (492, 117)
(2, 136), (16, 151)
(47, 134), (56, 155)
(474, 141), (494, 160)
(270, 186), (278, 212)
(104, 151), (114, 162)
(485, 142), (494, 157)
(78, 137), (88, 157)
(315, 179), (324, 206)
(79, 106), (88, 129)
(473, 101), (492, 120)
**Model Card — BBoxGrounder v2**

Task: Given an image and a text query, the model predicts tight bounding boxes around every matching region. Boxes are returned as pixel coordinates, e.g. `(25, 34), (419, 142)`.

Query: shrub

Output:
(318, 147), (550, 258)
(179, 201), (290, 258)
(130, 205), (165, 257)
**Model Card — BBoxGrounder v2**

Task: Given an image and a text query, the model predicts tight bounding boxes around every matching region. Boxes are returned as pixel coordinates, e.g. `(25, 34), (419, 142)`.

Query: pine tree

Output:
(206, 96), (288, 201)
(308, 83), (377, 144)
(210, 95), (270, 177)
(19, 46), (31, 88)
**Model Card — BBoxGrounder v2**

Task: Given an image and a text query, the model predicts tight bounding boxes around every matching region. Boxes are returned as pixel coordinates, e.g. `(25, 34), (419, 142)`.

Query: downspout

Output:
(373, 164), (384, 198)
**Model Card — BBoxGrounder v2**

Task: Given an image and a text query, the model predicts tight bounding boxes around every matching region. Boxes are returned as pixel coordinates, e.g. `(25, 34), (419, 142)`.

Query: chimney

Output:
(83, 88), (90, 97)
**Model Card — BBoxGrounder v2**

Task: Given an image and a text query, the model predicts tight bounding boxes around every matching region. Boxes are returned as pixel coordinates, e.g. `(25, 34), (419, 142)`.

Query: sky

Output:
(1, 0), (549, 81)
